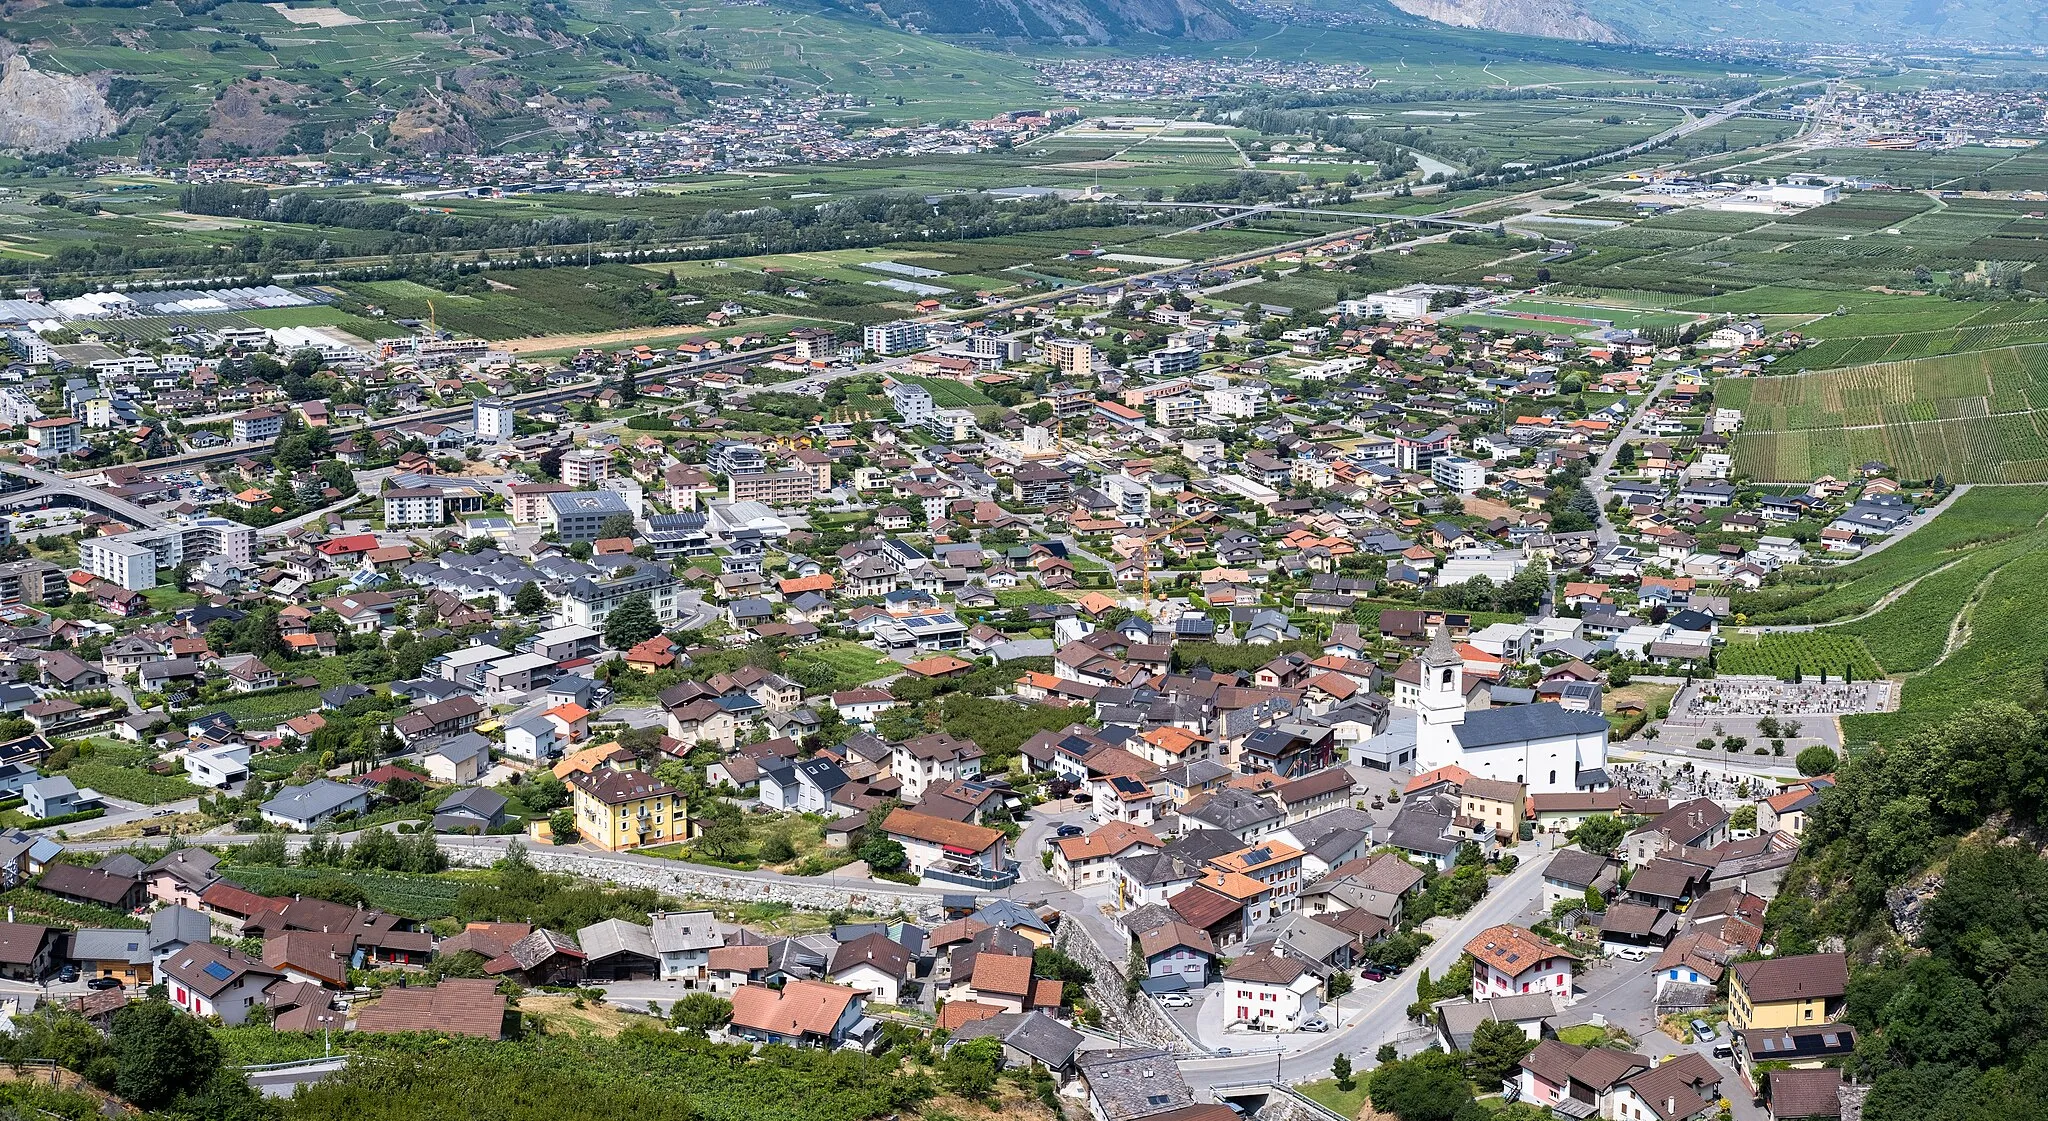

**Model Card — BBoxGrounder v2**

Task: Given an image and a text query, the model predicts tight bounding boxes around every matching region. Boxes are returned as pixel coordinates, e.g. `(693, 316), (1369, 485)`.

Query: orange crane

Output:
(1134, 511), (1209, 603)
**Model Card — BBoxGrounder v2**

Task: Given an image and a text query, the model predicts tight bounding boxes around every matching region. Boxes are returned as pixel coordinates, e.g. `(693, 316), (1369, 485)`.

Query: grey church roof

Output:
(1451, 702), (1610, 749)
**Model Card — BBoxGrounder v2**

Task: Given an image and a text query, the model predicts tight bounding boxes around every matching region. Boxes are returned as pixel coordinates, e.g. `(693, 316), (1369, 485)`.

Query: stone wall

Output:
(437, 843), (948, 920)
(1052, 918), (1190, 1051)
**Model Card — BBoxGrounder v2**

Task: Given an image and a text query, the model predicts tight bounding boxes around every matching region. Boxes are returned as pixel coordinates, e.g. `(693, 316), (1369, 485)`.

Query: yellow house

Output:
(1457, 777), (1526, 840)
(1730, 952), (1847, 1030)
(569, 768), (688, 852)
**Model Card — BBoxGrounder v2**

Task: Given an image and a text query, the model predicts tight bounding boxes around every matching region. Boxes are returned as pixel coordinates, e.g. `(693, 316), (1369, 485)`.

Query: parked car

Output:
(1158, 993), (1193, 1009)
(1054, 824), (1086, 838)
(56, 966), (77, 983)
(1690, 1019), (1716, 1043)
(1613, 947), (1649, 962)
(1360, 964), (1389, 982)
(85, 977), (122, 991)
(1300, 1018), (1330, 1033)
(1711, 1044), (1734, 1059)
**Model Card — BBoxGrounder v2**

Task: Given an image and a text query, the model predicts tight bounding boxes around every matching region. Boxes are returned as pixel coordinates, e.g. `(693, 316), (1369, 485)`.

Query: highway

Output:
(0, 461), (169, 526)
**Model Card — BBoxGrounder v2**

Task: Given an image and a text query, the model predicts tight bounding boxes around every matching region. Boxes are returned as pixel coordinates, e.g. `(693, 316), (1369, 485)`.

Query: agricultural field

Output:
(1717, 632), (1882, 682)
(1722, 345), (2048, 482)
(1324, 99), (1690, 168)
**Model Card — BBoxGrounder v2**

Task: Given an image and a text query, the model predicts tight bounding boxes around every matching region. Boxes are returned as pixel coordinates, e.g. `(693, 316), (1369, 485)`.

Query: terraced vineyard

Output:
(1723, 345), (2048, 481)
(1733, 486), (2048, 748)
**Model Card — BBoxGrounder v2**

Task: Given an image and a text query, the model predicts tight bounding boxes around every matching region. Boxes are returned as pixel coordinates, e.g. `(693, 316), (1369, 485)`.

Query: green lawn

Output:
(785, 641), (898, 691)
(1297, 1078), (1368, 1119)
(59, 761), (202, 805)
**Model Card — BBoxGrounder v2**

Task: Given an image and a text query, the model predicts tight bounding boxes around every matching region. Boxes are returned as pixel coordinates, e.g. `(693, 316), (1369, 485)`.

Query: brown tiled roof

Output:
(1221, 943), (1307, 985)
(1275, 767), (1354, 804)
(1138, 921), (1215, 959)
(1765, 1069), (1843, 1121)
(1165, 884), (1241, 931)
(709, 945), (769, 972)
(728, 979), (859, 1037)
(938, 1000), (1006, 1030)
(1520, 1039), (1585, 1086)
(199, 879), (282, 918)
(354, 978), (507, 1039)
(37, 864), (137, 907)
(970, 952), (1034, 999)
(882, 808), (1002, 852)
(830, 932), (910, 980)
(1056, 822), (1160, 862)
(1734, 952), (1848, 1004)
(0, 923), (50, 967)
(1465, 924), (1576, 975)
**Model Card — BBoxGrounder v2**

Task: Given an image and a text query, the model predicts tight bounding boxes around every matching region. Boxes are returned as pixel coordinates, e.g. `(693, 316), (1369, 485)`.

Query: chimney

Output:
(1665, 1099), (1675, 1116)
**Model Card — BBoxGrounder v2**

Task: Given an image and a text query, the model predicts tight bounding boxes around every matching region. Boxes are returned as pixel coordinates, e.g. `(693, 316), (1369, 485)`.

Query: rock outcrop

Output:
(1381, 0), (1620, 41)
(0, 55), (120, 154)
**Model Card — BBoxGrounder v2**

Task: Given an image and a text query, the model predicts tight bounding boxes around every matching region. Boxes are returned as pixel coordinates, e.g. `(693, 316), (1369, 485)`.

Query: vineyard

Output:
(1725, 345), (2048, 481)
(1717, 632), (1882, 682)
(1732, 485), (2048, 625)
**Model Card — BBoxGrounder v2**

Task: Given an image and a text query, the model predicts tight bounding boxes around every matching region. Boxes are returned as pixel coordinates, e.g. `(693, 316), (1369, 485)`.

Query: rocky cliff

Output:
(1380, 0), (1619, 41)
(0, 54), (120, 154)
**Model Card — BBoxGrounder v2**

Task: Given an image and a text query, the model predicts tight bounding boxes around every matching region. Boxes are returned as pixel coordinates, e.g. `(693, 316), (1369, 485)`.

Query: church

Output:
(1412, 627), (1612, 796)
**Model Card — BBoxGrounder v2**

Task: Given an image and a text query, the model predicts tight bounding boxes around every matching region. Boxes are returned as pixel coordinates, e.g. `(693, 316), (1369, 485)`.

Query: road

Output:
(1589, 369), (1676, 547)
(1180, 846), (1551, 1089)
(1745, 483), (1974, 633)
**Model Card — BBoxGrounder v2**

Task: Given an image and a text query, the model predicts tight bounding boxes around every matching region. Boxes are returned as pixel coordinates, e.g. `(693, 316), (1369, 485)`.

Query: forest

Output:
(1766, 703), (2048, 1121)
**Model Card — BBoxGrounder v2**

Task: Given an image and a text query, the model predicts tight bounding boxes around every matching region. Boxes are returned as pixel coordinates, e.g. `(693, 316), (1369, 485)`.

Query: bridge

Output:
(0, 463), (167, 528)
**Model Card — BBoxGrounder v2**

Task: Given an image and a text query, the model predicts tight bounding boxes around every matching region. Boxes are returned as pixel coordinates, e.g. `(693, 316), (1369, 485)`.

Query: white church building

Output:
(1413, 628), (1612, 795)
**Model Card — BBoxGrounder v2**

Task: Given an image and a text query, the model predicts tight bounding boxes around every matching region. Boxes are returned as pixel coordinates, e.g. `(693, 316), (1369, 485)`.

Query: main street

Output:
(1179, 846), (1552, 1089)
(1590, 368), (1676, 546)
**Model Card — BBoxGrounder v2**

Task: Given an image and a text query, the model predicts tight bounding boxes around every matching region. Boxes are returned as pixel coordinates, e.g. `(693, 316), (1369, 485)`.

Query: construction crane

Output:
(1135, 511), (1210, 604)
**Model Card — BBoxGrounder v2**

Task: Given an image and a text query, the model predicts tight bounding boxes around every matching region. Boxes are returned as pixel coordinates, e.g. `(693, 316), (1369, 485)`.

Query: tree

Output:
(1327, 970), (1354, 999)
(1758, 716), (1782, 739)
(1333, 1053), (1354, 1089)
(694, 799), (747, 860)
(1567, 813), (1642, 857)
(858, 836), (907, 873)
(1377, 1043), (1399, 1064)
(1730, 805), (1758, 832)
(604, 592), (661, 649)
(759, 833), (796, 863)
(942, 1037), (1004, 1100)
(1368, 1050), (1474, 1121)
(1797, 745), (1839, 776)
(598, 513), (637, 541)
(1466, 1019), (1537, 1087)
(513, 581), (548, 616)
(669, 992), (732, 1035)
(112, 998), (225, 1109)
(547, 807), (577, 844)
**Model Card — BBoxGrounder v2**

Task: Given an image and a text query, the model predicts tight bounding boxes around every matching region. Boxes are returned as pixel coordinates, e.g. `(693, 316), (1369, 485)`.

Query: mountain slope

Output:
(817, 0), (1255, 42)
(1303, 0), (2048, 46)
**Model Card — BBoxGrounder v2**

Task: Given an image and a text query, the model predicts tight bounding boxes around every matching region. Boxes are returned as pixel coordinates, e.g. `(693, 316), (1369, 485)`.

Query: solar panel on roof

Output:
(202, 961), (234, 981)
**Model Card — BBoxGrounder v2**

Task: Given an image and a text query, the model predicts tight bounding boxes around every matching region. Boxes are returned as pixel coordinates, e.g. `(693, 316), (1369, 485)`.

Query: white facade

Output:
(473, 398), (516, 441)
(1414, 632), (1608, 795)
(864, 321), (929, 355)
(1338, 289), (1433, 322)
(1432, 456), (1487, 493)
(79, 538), (157, 591)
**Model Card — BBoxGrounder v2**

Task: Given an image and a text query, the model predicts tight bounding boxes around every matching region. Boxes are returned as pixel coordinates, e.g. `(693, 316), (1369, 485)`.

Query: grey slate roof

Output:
(1078, 1048), (1195, 1121)
(577, 918), (656, 963)
(950, 1009), (1085, 1069)
(259, 778), (364, 822)
(149, 905), (211, 950)
(1452, 702), (1610, 749)
(650, 911), (724, 954)
(1543, 847), (1613, 889)
(69, 927), (151, 965)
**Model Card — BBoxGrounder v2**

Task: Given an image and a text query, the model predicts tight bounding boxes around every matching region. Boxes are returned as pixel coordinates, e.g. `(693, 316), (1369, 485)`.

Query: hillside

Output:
(809, 0), (1256, 41)
(1295, 0), (2048, 46)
